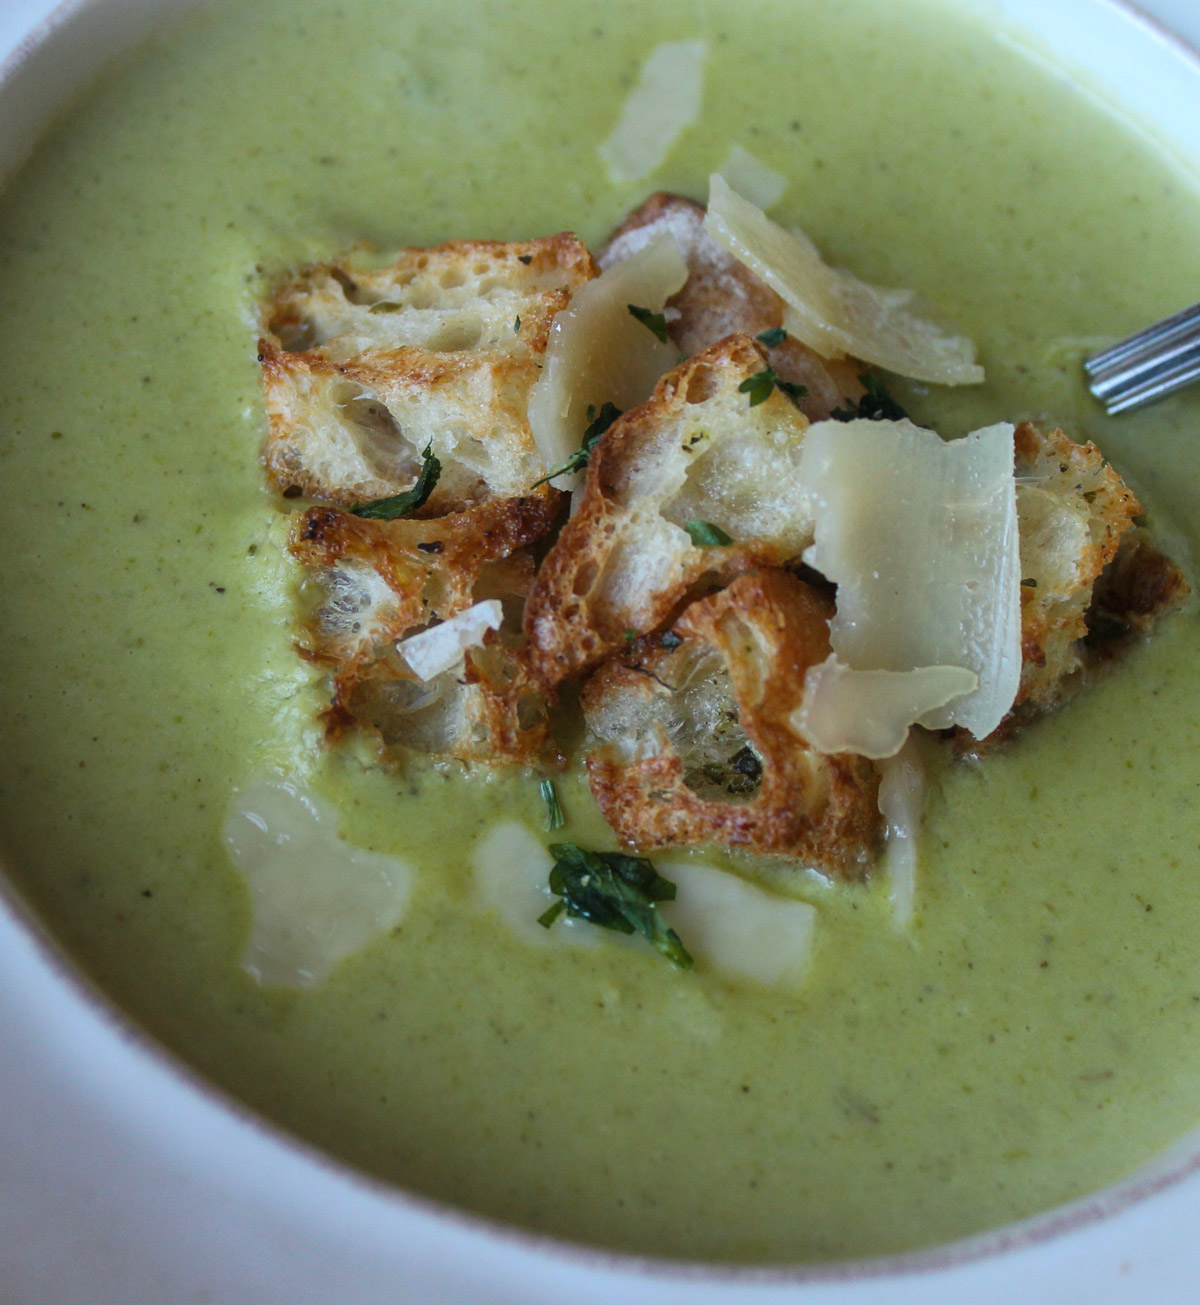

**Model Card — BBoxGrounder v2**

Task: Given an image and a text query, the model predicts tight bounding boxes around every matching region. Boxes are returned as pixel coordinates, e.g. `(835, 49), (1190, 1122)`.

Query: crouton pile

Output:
(257, 193), (1188, 877)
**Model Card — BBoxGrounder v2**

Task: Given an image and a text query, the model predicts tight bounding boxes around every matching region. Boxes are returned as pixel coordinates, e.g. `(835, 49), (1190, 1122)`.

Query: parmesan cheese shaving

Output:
(598, 40), (706, 183)
(715, 144), (787, 211)
(659, 862), (817, 989)
(472, 821), (597, 947)
(474, 824), (816, 986)
(793, 657), (977, 759)
(396, 600), (503, 681)
(528, 232), (687, 489)
(798, 417), (1020, 742)
(224, 778), (415, 988)
(704, 174), (985, 384)
(878, 734), (933, 931)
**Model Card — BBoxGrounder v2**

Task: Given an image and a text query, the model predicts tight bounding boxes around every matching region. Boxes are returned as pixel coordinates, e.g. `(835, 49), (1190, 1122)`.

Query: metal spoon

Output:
(1085, 300), (1200, 414)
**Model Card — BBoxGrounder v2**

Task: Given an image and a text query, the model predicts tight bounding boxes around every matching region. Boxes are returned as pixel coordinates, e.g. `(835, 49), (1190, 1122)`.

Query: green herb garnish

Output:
(537, 843), (692, 969)
(628, 303), (669, 344)
(350, 444), (441, 519)
(514, 315), (521, 333)
(830, 372), (909, 422)
(738, 365), (808, 409)
(756, 326), (788, 348)
(659, 630), (683, 651)
(685, 519), (733, 547)
(540, 779), (564, 831)
(531, 401), (622, 486)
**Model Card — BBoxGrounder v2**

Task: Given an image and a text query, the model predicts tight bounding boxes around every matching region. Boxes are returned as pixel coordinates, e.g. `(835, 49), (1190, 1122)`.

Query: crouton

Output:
(950, 422), (1189, 753)
(582, 569), (881, 874)
(328, 637), (554, 769)
(1086, 528), (1190, 654)
(600, 192), (867, 420)
(1013, 421), (1143, 712)
(290, 495), (557, 665)
(524, 334), (818, 687)
(287, 497), (555, 768)
(260, 234), (597, 511)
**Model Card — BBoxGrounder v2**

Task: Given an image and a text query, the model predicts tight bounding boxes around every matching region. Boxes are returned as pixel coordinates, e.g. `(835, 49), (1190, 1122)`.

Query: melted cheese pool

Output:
(2, 0), (1200, 1264)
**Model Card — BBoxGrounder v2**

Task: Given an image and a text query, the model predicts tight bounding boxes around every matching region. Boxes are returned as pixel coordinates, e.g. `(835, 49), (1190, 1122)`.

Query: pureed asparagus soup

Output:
(2, 0), (1200, 1266)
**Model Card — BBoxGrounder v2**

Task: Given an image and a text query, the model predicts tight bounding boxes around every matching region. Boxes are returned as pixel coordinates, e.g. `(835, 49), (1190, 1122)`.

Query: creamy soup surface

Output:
(3, 0), (1200, 1264)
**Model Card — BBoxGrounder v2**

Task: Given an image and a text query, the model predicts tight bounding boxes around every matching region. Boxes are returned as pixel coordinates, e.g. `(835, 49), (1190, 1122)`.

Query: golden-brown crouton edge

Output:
(600, 191), (868, 421)
(583, 570), (881, 875)
(524, 333), (816, 688)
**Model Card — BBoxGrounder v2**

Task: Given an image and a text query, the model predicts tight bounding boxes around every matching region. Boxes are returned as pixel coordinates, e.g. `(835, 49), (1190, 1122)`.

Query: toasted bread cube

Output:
(601, 192), (867, 420)
(290, 497), (557, 767)
(265, 235), (594, 359)
(582, 569), (881, 874)
(329, 639), (554, 770)
(1086, 528), (1190, 654)
(1014, 421), (1143, 712)
(260, 234), (596, 511)
(290, 496), (557, 665)
(525, 334), (818, 687)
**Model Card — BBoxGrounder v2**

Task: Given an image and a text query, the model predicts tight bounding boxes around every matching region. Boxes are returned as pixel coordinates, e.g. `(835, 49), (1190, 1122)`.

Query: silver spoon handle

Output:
(1085, 300), (1200, 413)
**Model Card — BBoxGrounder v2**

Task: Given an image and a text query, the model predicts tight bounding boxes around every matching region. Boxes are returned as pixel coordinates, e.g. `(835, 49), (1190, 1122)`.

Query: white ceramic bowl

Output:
(3, 1), (1200, 1301)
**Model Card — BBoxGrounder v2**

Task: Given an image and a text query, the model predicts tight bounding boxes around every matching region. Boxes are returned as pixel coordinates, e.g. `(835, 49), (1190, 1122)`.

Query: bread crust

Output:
(583, 570), (881, 875)
(1087, 528), (1190, 651)
(958, 422), (1190, 752)
(1013, 421), (1143, 712)
(600, 192), (867, 420)
(286, 494), (556, 767)
(524, 333), (818, 687)
(290, 494), (559, 664)
(327, 638), (555, 770)
(260, 233), (596, 512)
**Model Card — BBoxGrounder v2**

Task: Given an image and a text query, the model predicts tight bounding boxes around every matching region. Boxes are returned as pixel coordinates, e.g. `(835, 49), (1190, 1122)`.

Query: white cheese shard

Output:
(659, 862), (817, 989)
(472, 821), (597, 947)
(797, 417), (1020, 745)
(224, 778), (415, 988)
(794, 658), (977, 759)
(396, 599), (503, 681)
(715, 144), (787, 211)
(704, 175), (985, 384)
(473, 826), (815, 986)
(598, 40), (706, 183)
(878, 734), (933, 930)
(527, 232), (687, 489)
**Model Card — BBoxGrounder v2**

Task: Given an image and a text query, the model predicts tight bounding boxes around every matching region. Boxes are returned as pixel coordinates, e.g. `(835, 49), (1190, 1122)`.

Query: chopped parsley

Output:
(738, 365), (808, 409)
(685, 519), (733, 547)
(532, 401), (622, 486)
(514, 315), (521, 333)
(726, 745), (763, 795)
(830, 372), (909, 422)
(627, 303), (669, 344)
(540, 779), (564, 831)
(537, 843), (693, 969)
(350, 444), (440, 519)
(756, 326), (788, 348)
(659, 630), (684, 651)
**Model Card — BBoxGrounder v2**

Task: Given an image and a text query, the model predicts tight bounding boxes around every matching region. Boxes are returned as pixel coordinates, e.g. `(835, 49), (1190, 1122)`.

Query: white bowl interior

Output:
(2, 0), (1200, 1300)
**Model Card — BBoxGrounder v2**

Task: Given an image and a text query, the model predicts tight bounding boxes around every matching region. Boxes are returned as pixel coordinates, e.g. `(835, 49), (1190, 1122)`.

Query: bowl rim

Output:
(3, 0), (1200, 1294)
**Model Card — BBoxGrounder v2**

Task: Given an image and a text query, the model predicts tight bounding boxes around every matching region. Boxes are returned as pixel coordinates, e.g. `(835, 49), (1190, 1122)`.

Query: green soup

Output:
(2, 0), (1200, 1265)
